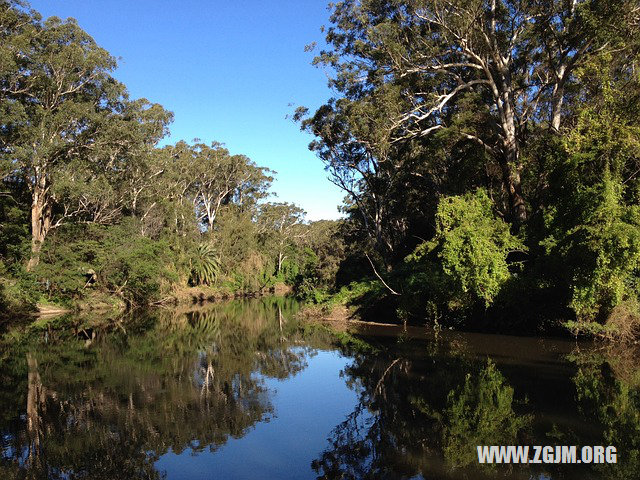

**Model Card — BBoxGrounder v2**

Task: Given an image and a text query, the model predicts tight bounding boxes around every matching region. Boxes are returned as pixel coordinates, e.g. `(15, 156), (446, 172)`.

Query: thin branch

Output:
(365, 253), (401, 296)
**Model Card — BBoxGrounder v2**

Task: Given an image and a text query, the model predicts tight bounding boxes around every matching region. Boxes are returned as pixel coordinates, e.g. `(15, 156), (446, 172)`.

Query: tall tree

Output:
(0, 4), (172, 270)
(258, 202), (306, 274)
(301, 0), (637, 227)
(187, 141), (272, 232)
(0, 9), (120, 268)
(51, 98), (172, 234)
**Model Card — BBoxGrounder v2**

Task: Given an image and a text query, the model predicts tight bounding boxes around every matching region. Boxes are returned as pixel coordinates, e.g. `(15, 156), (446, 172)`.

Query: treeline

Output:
(0, 0), (341, 313)
(5, 0), (640, 340)
(297, 0), (640, 338)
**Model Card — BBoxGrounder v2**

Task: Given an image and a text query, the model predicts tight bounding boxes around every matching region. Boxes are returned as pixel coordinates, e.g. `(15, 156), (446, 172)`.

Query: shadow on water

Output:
(1, 297), (639, 479)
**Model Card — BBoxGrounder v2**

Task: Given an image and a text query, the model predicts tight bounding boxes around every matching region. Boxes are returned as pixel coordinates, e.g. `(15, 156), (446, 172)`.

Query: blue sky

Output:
(29, 0), (345, 221)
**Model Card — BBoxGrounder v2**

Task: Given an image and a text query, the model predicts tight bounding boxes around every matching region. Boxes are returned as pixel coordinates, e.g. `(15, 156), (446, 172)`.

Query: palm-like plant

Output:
(190, 243), (221, 285)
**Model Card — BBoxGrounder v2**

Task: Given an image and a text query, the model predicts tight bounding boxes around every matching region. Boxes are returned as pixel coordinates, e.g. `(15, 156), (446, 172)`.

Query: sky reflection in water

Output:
(1, 297), (639, 480)
(156, 350), (359, 480)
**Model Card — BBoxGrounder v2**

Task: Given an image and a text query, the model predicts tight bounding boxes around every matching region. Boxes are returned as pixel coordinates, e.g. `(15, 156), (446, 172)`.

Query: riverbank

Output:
(0, 276), (294, 322)
(298, 279), (640, 344)
(4, 263), (638, 346)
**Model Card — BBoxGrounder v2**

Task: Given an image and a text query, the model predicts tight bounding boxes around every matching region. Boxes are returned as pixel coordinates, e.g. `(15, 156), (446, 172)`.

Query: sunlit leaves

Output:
(189, 243), (221, 286)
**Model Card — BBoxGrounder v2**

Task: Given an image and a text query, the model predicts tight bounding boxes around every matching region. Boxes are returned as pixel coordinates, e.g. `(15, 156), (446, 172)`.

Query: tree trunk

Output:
(500, 159), (527, 224)
(550, 66), (567, 131)
(27, 183), (51, 272)
(550, 88), (564, 131)
(500, 95), (527, 224)
(277, 251), (284, 274)
(26, 353), (43, 468)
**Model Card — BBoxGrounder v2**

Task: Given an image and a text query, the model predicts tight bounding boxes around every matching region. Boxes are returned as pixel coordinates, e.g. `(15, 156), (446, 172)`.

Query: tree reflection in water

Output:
(0, 297), (318, 479)
(312, 334), (640, 480)
(311, 345), (531, 480)
(569, 346), (640, 480)
(3, 301), (640, 480)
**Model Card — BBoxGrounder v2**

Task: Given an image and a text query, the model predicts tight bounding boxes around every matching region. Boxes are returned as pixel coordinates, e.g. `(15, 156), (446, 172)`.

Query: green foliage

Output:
(101, 235), (178, 305)
(292, 221), (346, 299)
(398, 245), (450, 321)
(296, 0), (640, 338)
(34, 237), (94, 298)
(2, 0), (640, 341)
(568, 183), (640, 321)
(434, 189), (524, 307)
(176, 140), (273, 231)
(443, 360), (531, 467)
(327, 280), (383, 306)
(189, 243), (220, 286)
(32, 222), (179, 305)
(541, 63), (640, 325)
(0, 1), (327, 311)
(295, 281), (329, 304)
(0, 198), (29, 271)
(0, 271), (39, 317)
(308, 191), (525, 325)
(394, 189), (524, 321)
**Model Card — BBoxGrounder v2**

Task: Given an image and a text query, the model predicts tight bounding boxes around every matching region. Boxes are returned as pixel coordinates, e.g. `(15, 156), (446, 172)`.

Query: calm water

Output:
(1, 297), (639, 479)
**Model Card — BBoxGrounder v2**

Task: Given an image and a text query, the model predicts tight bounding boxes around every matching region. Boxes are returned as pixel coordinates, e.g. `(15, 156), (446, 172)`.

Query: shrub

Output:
(434, 189), (525, 307)
(99, 235), (178, 305)
(399, 190), (524, 322)
(543, 172), (640, 324)
(34, 222), (181, 306)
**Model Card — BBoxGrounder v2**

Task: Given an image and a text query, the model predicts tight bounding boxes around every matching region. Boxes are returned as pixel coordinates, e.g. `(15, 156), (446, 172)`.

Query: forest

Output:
(0, 1), (344, 315)
(3, 0), (640, 341)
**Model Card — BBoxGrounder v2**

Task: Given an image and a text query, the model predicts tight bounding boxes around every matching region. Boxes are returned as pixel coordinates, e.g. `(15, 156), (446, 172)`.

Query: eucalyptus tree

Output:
(3, 13), (118, 270)
(0, 4), (172, 270)
(0, 1), (40, 182)
(301, 219), (346, 286)
(300, 0), (638, 231)
(153, 142), (201, 236)
(187, 141), (272, 232)
(258, 202), (306, 275)
(110, 100), (173, 218)
(51, 98), (172, 238)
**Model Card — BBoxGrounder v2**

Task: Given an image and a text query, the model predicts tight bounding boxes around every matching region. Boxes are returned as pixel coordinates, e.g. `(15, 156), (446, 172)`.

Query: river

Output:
(1, 297), (638, 479)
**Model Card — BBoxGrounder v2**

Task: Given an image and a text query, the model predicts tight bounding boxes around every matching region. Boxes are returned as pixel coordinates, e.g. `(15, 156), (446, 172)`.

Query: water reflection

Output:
(311, 339), (534, 479)
(1, 299), (640, 479)
(311, 330), (640, 480)
(569, 347), (640, 480)
(0, 297), (323, 479)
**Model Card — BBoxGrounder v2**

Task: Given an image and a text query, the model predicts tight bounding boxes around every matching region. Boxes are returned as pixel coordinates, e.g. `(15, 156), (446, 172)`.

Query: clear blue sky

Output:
(29, 0), (345, 221)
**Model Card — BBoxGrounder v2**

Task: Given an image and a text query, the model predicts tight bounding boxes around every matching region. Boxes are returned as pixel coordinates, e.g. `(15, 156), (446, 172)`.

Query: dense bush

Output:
(539, 76), (640, 331)
(31, 222), (179, 305)
(99, 236), (179, 304)
(392, 190), (523, 323)
(433, 189), (524, 307)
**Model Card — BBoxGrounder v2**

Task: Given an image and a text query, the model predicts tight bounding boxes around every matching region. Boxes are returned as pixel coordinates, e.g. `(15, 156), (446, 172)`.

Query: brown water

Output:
(1, 297), (638, 479)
